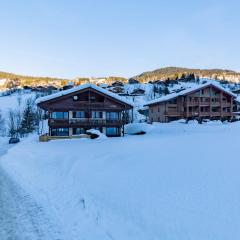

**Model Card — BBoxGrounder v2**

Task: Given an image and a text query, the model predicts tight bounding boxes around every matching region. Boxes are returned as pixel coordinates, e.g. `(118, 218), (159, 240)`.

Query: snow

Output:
(125, 123), (153, 135)
(0, 91), (36, 120)
(1, 79), (240, 239)
(36, 83), (134, 107)
(86, 129), (108, 139)
(0, 79), (7, 87)
(1, 121), (240, 239)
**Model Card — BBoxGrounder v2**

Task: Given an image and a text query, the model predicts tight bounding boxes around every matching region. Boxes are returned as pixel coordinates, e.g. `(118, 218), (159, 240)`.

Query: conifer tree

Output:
(20, 99), (36, 135)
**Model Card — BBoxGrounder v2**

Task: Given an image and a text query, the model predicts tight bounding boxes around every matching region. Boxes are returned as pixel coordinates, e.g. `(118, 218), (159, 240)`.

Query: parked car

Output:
(9, 137), (20, 144)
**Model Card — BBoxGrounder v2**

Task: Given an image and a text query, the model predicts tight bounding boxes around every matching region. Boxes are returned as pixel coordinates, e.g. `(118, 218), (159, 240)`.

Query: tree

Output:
(0, 110), (5, 136)
(163, 87), (170, 95)
(19, 99), (36, 136)
(8, 109), (18, 137)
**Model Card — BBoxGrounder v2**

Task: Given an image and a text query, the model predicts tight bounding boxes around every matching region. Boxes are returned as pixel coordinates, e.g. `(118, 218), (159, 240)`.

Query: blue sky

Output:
(0, 0), (239, 78)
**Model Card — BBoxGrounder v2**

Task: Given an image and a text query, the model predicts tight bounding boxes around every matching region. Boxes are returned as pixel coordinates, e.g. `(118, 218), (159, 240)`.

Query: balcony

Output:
(49, 118), (124, 127)
(165, 111), (180, 116)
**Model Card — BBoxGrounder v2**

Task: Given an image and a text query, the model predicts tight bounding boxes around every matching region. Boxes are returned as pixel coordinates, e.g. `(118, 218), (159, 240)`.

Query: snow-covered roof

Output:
(36, 83), (134, 107)
(235, 96), (240, 103)
(145, 82), (236, 106)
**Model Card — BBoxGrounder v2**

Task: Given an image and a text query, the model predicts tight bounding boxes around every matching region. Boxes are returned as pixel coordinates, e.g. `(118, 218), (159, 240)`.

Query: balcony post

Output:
(69, 111), (73, 119)
(220, 91), (223, 118)
(230, 96), (233, 120)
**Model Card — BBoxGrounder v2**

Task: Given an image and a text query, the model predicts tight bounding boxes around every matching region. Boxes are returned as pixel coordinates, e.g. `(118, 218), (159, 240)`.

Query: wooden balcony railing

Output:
(49, 118), (124, 127)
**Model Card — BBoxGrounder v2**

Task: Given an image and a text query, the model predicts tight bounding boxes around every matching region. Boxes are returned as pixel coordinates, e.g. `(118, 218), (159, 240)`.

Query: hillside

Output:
(133, 67), (240, 83)
(1, 67), (240, 90)
(0, 71), (129, 90)
(0, 71), (70, 88)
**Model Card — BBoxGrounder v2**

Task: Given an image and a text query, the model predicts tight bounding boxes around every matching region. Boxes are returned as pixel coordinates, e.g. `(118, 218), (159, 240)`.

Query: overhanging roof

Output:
(36, 83), (133, 107)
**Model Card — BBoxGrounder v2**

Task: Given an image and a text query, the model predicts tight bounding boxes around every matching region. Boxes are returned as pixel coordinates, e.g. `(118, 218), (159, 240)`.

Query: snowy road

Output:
(0, 148), (64, 240)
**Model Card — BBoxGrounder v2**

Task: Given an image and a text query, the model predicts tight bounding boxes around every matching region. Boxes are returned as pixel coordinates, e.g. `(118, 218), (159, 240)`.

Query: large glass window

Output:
(72, 128), (86, 135)
(106, 112), (119, 120)
(106, 127), (120, 136)
(51, 112), (68, 119)
(51, 128), (69, 136)
(92, 111), (103, 119)
(72, 111), (85, 118)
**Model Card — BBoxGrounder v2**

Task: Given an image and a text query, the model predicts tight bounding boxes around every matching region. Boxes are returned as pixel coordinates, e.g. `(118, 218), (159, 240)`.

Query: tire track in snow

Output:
(0, 166), (64, 240)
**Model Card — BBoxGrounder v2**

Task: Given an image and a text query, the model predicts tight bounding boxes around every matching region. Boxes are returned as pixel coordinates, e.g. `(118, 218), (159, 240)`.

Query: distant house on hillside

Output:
(36, 84), (133, 139)
(130, 88), (145, 96)
(233, 89), (240, 95)
(145, 83), (236, 123)
(112, 81), (124, 87)
(109, 86), (125, 94)
(128, 78), (140, 84)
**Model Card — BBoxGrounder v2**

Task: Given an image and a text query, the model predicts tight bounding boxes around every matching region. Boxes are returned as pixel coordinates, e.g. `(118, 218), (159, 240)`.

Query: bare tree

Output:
(0, 110), (5, 136)
(8, 109), (18, 137)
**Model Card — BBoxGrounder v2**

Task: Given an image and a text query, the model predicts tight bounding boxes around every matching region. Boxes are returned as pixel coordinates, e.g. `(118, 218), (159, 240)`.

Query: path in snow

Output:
(0, 153), (64, 240)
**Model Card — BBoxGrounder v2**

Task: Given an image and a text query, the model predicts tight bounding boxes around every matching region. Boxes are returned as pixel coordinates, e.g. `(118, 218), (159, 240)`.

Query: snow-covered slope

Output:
(1, 121), (240, 239)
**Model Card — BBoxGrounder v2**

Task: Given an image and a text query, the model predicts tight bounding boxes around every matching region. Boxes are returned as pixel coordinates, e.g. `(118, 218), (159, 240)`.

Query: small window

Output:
(158, 107), (160, 112)
(90, 95), (96, 102)
(106, 112), (119, 120)
(51, 128), (69, 136)
(73, 128), (86, 135)
(73, 111), (85, 118)
(51, 112), (68, 119)
(92, 111), (103, 119)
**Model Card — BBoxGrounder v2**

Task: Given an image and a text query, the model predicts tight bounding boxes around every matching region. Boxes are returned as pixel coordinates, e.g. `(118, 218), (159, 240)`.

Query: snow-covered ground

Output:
(1, 121), (240, 239)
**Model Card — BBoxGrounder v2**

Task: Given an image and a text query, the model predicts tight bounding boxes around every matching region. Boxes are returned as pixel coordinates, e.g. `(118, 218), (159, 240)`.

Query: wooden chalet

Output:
(145, 83), (236, 123)
(36, 84), (133, 139)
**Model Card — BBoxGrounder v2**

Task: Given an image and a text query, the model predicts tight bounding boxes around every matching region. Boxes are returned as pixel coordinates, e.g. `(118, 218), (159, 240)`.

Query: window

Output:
(90, 95), (96, 102)
(201, 89), (205, 95)
(51, 128), (69, 136)
(106, 112), (119, 120)
(158, 107), (160, 112)
(92, 111), (103, 119)
(212, 107), (219, 112)
(223, 107), (230, 113)
(73, 111), (85, 118)
(106, 127), (120, 136)
(73, 128), (86, 135)
(51, 112), (68, 119)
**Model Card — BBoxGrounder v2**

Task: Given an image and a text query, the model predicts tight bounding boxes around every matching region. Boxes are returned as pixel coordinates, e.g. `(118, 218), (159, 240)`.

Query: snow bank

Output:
(86, 129), (107, 139)
(125, 123), (153, 135)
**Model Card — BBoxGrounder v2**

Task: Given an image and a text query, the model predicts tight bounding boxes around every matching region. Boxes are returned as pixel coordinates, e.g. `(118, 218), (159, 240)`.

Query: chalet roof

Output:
(36, 83), (134, 107)
(145, 82), (236, 106)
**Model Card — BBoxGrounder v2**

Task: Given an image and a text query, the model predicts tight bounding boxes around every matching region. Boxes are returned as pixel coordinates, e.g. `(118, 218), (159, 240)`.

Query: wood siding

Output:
(148, 86), (235, 123)
(38, 87), (133, 137)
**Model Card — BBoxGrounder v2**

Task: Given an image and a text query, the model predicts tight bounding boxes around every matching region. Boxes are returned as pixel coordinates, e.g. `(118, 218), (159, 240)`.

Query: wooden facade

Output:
(37, 85), (133, 138)
(146, 84), (236, 123)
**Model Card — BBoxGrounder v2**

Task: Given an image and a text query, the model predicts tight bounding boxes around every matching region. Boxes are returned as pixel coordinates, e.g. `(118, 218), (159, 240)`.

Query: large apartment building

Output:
(145, 83), (236, 123)
(36, 84), (133, 138)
